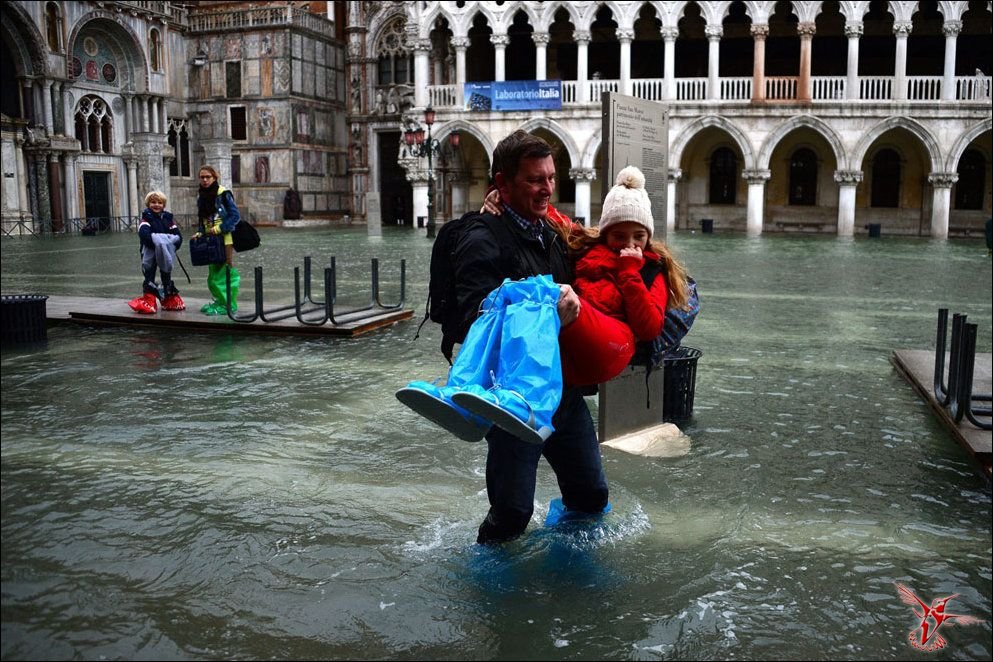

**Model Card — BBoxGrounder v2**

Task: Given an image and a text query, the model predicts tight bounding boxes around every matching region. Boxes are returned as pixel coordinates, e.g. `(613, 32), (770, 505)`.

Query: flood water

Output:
(2, 227), (991, 660)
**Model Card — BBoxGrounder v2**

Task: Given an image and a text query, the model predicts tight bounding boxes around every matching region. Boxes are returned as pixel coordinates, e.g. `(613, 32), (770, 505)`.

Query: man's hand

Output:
(480, 189), (502, 215)
(557, 284), (580, 326)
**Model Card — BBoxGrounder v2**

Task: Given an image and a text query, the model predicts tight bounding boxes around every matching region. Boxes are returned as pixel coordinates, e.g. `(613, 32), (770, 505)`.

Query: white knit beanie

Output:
(598, 166), (654, 238)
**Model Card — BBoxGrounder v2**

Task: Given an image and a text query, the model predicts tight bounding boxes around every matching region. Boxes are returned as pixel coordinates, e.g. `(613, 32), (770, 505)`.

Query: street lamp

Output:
(403, 107), (459, 239)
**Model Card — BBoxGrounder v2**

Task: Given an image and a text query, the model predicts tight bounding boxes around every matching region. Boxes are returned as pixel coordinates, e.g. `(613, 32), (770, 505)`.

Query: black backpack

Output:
(415, 213), (519, 363)
(232, 219), (261, 252)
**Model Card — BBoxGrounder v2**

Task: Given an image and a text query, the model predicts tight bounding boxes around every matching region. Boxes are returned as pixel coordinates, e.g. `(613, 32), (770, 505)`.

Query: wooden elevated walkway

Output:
(44, 295), (412, 337)
(892, 348), (992, 481)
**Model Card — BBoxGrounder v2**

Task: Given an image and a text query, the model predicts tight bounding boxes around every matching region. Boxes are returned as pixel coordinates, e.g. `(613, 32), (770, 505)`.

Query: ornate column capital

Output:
(451, 36), (470, 50)
(797, 22), (816, 38)
(750, 24), (769, 40)
(942, 21), (962, 37)
(574, 31), (591, 44)
(616, 28), (634, 43)
(568, 167), (596, 182)
(490, 34), (510, 48)
(742, 168), (771, 184)
(412, 38), (431, 52)
(845, 22), (864, 38)
(531, 32), (550, 47)
(893, 21), (913, 37)
(705, 26), (723, 41)
(668, 167), (683, 182)
(833, 169), (863, 185)
(661, 27), (679, 41)
(928, 172), (958, 188)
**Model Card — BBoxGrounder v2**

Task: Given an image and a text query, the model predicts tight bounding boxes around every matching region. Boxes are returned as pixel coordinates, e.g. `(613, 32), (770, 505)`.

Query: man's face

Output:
(496, 155), (556, 221)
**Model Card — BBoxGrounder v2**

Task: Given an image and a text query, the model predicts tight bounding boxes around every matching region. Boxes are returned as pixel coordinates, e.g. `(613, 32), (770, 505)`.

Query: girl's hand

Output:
(619, 246), (644, 260)
(480, 188), (502, 215)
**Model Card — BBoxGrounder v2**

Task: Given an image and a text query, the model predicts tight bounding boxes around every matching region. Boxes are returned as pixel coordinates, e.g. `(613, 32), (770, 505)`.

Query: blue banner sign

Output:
(464, 80), (563, 111)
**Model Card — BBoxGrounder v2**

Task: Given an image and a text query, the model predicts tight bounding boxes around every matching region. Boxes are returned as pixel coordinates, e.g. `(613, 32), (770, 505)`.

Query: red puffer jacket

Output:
(559, 244), (668, 386)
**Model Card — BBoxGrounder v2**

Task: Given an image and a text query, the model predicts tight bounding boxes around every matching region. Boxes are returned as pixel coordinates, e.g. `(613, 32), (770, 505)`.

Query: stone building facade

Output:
(2, 1), (991, 240)
(347, 1), (991, 238)
(1, 0), (348, 235)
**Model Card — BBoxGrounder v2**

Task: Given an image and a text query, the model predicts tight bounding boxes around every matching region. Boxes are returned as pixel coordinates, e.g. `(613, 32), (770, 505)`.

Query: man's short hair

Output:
(492, 130), (553, 183)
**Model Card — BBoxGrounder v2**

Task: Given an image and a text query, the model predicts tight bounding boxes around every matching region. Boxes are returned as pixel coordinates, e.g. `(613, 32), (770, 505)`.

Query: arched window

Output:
(74, 96), (113, 154)
(149, 29), (161, 72)
(788, 148), (818, 205)
(954, 148), (986, 210)
(870, 148), (901, 207)
(46, 3), (63, 52)
(709, 147), (738, 204)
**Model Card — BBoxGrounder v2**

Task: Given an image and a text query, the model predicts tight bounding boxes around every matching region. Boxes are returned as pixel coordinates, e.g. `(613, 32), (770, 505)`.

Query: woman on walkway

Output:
(194, 166), (241, 315)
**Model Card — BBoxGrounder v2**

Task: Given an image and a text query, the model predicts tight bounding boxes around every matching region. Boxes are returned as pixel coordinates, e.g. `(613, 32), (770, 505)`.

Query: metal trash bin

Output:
(663, 346), (702, 422)
(867, 223), (881, 238)
(1, 294), (49, 345)
(417, 216), (425, 228)
(701, 219), (714, 234)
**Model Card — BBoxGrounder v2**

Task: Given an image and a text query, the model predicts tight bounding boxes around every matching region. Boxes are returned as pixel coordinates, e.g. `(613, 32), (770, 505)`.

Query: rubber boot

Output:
(128, 292), (158, 314)
(160, 273), (185, 311)
(395, 282), (511, 441)
(451, 275), (563, 445)
(205, 264), (239, 315)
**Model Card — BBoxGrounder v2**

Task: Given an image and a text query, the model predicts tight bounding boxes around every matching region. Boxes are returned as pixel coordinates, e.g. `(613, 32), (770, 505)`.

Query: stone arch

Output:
(851, 116), (940, 172)
(517, 117), (581, 166)
(757, 115), (847, 170)
(538, 1), (585, 32)
(0, 1), (47, 77)
(438, 118), (495, 160)
(670, 115), (757, 169)
(946, 118), (993, 171)
(67, 12), (148, 92)
(493, 3), (542, 34)
(368, 6), (408, 47)
(581, 126), (604, 171)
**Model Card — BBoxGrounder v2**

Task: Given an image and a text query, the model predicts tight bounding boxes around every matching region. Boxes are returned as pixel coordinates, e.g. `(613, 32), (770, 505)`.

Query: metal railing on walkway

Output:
(933, 308), (992, 430)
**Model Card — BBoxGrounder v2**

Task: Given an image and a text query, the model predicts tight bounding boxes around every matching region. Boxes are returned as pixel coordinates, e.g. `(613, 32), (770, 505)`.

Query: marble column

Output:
(617, 29), (633, 96)
(414, 39), (431, 108)
(751, 25), (768, 102)
(706, 26), (723, 100)
(16, 137), (31, 223)
(942, 21), (961, 101)
(845, 23), (862, 100)
(928, 172), (957, 239)
(413, 39), (431, 108)
(743, 169), (770, 236)
(33, 152), (51, 232)
(533, 32), (549, 80)
(833, 169), (862, 237)
(667, 168), (683, 233)
(200, 138), (232, 188)
(43, 80), (55, 133)
(569, 167), (596, 227)
(452, 37), (468, 107)
(63, 153), (78, 220)
(662, 27), (678, 100)
(140, 95), (150, 132)
(125, 156), (140, 219)
(797, 22), (815, 101)
(893, 21), (912, 101)
(47, 153), (63, 231)
(576, 31), (590, 104)
(491, 35), (509, 82)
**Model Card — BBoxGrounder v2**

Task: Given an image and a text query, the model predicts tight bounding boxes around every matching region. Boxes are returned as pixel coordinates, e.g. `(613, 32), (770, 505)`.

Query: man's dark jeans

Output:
(476, 387), (609, 544)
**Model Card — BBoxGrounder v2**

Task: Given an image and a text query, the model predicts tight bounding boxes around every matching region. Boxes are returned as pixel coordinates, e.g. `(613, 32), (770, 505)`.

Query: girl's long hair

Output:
(556, 223), (691, 310)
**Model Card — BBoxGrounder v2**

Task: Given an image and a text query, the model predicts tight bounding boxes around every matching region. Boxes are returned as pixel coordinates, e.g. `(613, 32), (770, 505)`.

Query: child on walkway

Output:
(397, 166), (690, 444)
(128, 191), (185, 314)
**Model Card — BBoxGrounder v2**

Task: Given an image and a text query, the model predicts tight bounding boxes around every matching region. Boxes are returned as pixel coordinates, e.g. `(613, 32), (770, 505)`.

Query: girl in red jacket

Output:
(557, 165), (690, 385)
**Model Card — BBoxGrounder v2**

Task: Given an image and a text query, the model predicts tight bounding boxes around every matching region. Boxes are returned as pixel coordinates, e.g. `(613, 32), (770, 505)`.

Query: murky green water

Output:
(2, 227), (991, 660)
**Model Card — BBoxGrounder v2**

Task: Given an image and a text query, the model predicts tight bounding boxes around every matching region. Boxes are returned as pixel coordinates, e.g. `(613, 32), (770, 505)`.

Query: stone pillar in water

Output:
(743, 169), (769, 237)
(834, 170), (862, 237)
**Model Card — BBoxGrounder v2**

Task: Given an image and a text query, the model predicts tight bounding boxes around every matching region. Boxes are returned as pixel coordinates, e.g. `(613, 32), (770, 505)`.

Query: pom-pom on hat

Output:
(598, 165), (654, 238)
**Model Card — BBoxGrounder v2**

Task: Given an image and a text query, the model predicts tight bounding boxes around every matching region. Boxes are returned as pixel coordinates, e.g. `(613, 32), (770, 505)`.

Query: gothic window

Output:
(231, 155), (241, 184)
(46, 3), (63, 52)
(376, 19), (413, 85)
(788, 148), (818, 205)
(74, 95), (113, 153)
(709, 147), (738, 204)
(167, 119), (191, 177)
(954, 148), (986, 210)
(149, 29), (161, 72)
(870, 148), (901, 208)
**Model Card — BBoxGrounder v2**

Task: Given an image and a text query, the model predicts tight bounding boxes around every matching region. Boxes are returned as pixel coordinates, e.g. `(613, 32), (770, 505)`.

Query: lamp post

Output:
(403, 107), (459, 239)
